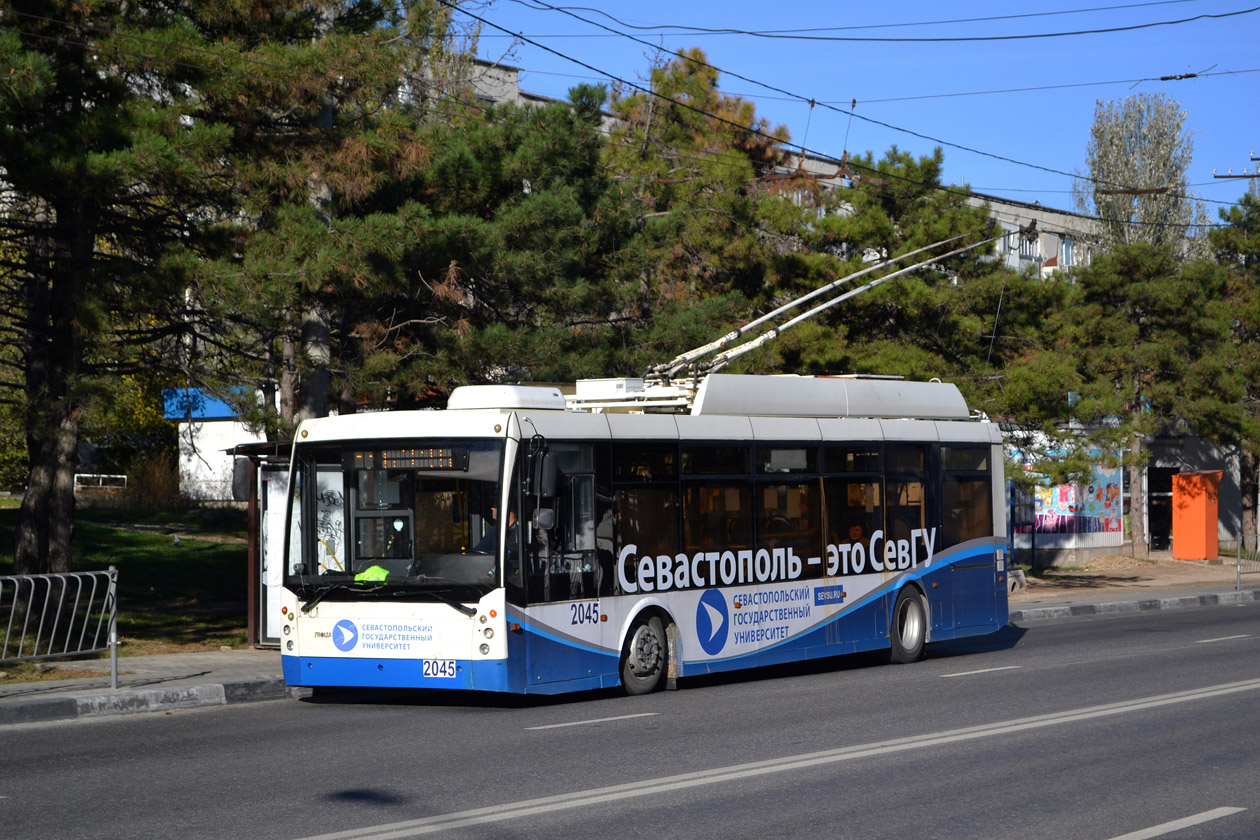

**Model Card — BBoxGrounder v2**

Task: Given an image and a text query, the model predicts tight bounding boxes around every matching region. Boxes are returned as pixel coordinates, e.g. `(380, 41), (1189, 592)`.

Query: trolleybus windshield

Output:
(285, 439), (507, 602)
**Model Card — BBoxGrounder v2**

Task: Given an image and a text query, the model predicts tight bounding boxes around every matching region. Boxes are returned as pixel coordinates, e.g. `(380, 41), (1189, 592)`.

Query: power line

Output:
(501, 64), (1260, 108)
(487, 0), (1238, 208)
(505, 0), (1260, 42)
(454, 2), (1241, 231)
(802, 69), (1260, 106)
(8, 4), (1235, 213)
(508, 0), (1203, 35)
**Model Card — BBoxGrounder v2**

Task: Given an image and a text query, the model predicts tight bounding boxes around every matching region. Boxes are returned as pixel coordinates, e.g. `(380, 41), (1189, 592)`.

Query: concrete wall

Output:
(1147, 436), (1242, 550)
(177, 420), (265, 502)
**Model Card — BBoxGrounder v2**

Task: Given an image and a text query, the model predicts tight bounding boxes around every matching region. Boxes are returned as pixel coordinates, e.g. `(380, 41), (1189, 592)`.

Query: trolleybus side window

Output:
(822, 444), (884, 570)
(822, 445), (884, 559)
(612, 442), (679, 596)
(683, 444), (750, 476)
(505, 461), (525, 594)
(682, 444), (752, 552)
(755, 445), (824, 577)
(886, 443), (932, 546)
(682, 483), (753, 552)
(940, 445), (993, 546)
(613, 442), (677, 481)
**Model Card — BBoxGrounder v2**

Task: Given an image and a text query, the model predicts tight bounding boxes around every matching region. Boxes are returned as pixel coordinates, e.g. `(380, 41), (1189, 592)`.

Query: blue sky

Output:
(461, 0), (1260, 221)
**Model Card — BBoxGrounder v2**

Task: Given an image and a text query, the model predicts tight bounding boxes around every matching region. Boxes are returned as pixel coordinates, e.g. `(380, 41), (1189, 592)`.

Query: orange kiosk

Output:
(1171, 470), (1222, 561)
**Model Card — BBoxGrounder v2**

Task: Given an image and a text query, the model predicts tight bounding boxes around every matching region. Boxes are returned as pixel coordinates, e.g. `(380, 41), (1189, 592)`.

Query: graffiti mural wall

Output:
(1029, 465), (1124, 534)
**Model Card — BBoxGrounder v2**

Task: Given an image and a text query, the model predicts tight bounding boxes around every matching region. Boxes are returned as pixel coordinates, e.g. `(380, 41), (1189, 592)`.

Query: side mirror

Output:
(531, 451), (558, 498)
(532, 508), (556, 530)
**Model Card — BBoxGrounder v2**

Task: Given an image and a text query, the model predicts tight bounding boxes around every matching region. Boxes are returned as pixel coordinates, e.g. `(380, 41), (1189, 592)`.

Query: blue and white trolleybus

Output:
(278, 372), (1008, 695)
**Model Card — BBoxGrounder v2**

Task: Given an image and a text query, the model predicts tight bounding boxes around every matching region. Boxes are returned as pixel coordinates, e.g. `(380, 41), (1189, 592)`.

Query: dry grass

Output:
(0, 662), (112, 683)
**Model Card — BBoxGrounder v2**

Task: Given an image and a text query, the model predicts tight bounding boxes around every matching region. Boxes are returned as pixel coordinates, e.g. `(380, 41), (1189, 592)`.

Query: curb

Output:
(1010, 588), (1260, 623)
(0, 678), (300, 727)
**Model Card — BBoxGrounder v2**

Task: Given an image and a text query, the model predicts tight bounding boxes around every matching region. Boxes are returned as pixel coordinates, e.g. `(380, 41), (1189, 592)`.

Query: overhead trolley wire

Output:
(511, 0), (1206, 36)
(714, 67), (1260, 107)
(503, 0), (1241, 208)
(506, 1), (1260, 42)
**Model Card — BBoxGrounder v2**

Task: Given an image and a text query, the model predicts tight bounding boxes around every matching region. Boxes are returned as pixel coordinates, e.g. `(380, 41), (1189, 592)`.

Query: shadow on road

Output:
(927, 623), (1028, 659)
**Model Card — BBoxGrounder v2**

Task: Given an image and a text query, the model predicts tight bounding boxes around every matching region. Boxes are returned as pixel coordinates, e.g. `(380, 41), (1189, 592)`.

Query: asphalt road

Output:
(5, 604), (1260, 840)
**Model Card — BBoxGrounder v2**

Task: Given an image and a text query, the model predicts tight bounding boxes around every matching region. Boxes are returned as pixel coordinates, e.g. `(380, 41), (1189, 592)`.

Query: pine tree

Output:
(601, 47), (809, 371)
(344, 85), (645, 397)
(1038, 245), (1245, 556)
(0, 1), (237, 573)
(1212, 191), (1260, 545)
(187, 1), (536, 422)
(788, 148), (999, 380)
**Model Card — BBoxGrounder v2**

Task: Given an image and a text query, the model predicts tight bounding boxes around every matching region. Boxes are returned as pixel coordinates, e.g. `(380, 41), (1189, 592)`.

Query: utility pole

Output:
(1213, 153), (1260, 180)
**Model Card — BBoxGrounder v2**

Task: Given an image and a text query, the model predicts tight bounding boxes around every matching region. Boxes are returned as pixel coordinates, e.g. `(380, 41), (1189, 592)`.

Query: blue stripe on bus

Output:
(690, 548), (993, 664)
(507, 610), (622, 693)
(281, 654), (511, 692)
(687, 547), (1003, 675)
(283, 546), (1004, 692)
(506, 611), (609, 656)
(506, 545), (1004, 683)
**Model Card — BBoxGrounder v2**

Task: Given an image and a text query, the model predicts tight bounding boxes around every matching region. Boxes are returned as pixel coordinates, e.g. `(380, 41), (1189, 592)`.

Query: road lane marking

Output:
(1106, 807), (1245, 839)
(1196, 635), (1250, 644)
(941, 666), (1022, 678)
(292, 677), (1260, 840)
(526, 713), (659, 730)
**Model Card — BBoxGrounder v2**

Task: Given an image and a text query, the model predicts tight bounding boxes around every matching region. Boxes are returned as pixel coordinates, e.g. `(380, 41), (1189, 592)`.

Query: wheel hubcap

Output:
(898, 600), (922, 646)
(629, 625), (662, 676)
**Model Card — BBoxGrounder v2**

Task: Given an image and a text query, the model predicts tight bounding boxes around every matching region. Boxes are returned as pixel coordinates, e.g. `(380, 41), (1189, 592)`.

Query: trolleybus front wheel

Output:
(621, 615), (667, 695)
(889, 588), (927, 664)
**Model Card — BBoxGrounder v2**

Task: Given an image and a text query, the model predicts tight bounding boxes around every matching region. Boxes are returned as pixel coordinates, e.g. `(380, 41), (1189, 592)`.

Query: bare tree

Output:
(1074, 93), (1209, 258)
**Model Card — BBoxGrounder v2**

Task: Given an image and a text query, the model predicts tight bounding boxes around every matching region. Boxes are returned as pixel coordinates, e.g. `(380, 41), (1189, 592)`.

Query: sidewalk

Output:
(2, 554), (1257, 727)
(1008, 551), (1260, 620)
(0, 648), (294, 727)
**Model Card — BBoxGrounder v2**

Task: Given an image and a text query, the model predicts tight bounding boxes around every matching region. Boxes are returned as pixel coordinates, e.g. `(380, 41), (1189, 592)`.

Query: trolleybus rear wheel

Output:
(621, 615), (667, 695)
(889, 588), (927, 663)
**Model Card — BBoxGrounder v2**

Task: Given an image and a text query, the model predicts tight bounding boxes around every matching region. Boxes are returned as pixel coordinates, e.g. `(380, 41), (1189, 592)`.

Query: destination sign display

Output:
(353, 447), (470, 471)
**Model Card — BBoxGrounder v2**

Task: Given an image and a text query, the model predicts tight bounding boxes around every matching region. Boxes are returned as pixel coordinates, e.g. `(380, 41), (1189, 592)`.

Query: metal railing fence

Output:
(1, 567), (118, 688)
(1238, 537), (1260, 592)
(73, 473), (127, 490)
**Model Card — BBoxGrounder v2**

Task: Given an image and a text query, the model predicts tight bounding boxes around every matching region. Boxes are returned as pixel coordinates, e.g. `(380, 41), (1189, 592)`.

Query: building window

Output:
(1019, 235), (1039, 260)
(1060, 238), (1074, 267)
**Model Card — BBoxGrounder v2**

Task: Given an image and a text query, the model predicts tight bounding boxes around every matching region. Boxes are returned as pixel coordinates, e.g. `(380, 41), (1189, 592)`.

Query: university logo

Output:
(696, 589), (730, 656)
(333, 619), (359, 652)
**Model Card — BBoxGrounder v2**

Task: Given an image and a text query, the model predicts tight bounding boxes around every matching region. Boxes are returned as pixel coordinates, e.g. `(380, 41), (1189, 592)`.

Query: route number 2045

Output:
(422, 659), (457, 678)
(570, 601), (600, 626)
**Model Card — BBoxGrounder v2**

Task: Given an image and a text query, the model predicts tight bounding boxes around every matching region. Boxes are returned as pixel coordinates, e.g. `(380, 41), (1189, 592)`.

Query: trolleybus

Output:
(278, 373), (1008, 695)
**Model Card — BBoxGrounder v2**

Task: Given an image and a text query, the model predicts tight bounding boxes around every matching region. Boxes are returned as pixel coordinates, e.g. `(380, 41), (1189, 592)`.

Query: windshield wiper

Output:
(300, 581), (383, 613)
(389, 582), (477, 617)
(301, 583), (350, 613)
